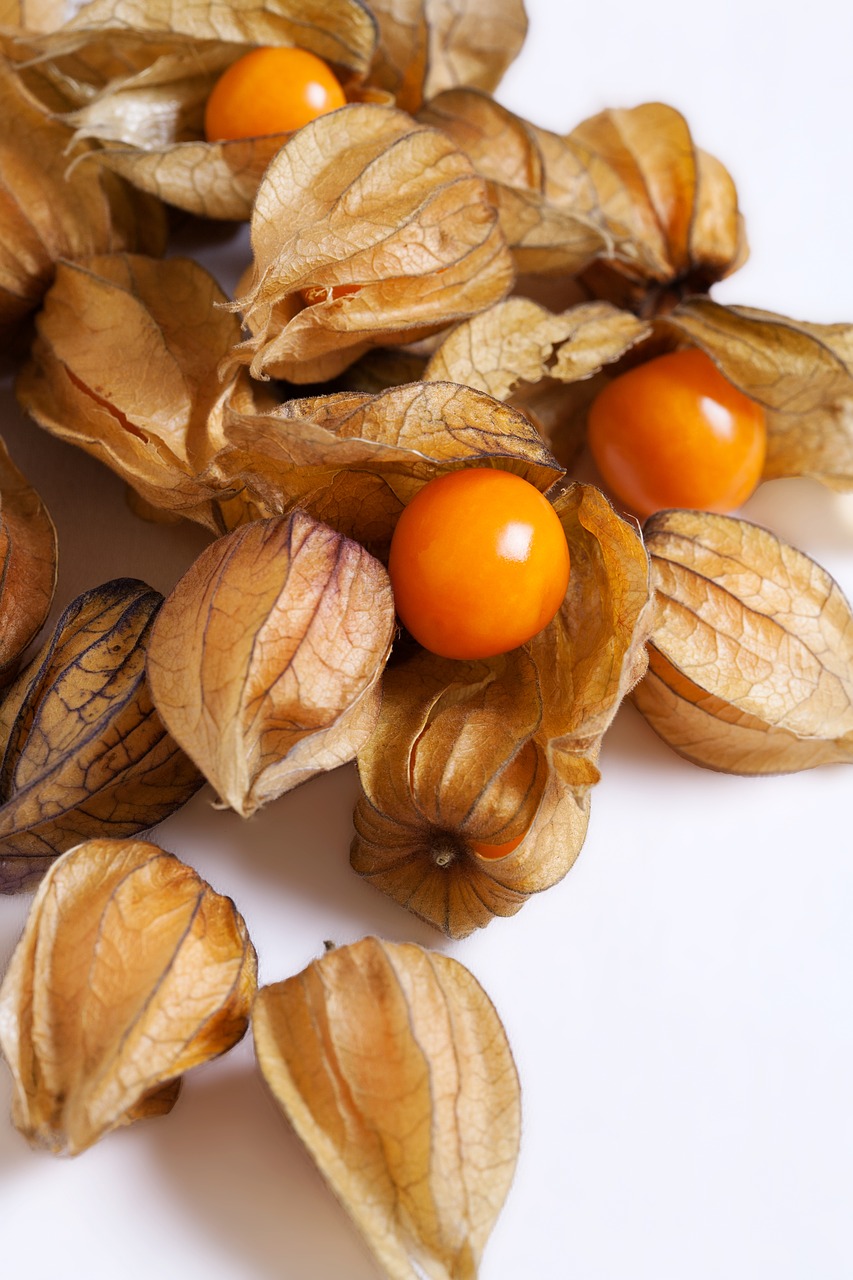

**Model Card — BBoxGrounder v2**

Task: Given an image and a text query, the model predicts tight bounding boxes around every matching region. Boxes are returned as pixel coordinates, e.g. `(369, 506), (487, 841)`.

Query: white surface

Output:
(2, 3), (853, 1278)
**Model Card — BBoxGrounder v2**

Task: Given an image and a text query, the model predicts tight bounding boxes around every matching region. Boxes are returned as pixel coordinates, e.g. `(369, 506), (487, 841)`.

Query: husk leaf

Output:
(632, 509), (853, 774)
(0, 435), (57, 683)
(0, 837), (256, 1155)
(146, 513), (395, 817)
(0, 578), (202, 893)
(253, 937), (520, 1280)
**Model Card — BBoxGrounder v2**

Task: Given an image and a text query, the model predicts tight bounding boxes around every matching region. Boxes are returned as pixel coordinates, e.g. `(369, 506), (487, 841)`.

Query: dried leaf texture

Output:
(231, 105), (513, 383)
(16, 253), (251, 529)
(0, 55), (166, 334)
(0, 436), (57, 683)
(0, 0), (74, 31)
(352, 483), (653, 937)
(0, 838), (256, 1155)
(663, 298), (853, 491)
(147, 513), (395, 817)
(633, 510), (853, 774)
(567, 103), (746, 313)
(213, 381), (563, 560)
(0, 579), (202, 893)
(368, 0), (527, 113)
(254, 937), (520, 1280)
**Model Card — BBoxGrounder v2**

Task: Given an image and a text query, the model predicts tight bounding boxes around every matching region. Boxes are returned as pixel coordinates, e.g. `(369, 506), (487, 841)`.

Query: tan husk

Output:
(0, 54), (166, 335)
(146, 513), (396, 817)
(211, 380), (563, 560)
(0, 0), (74, 31)
(16, 252), (257, 529)
(0, 837), (257, 1155)
(632, 510), (853, 774)
(0, 436), (57, 684)
(352, 483), (654, 938)
(0, 579), (202, 893)
(229, 104), (513, 383)
(253, 937), (520, 1280)
(662, 298), (853, 491)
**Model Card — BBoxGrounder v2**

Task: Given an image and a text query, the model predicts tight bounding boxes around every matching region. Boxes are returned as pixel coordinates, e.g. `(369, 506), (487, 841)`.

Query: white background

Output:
(2, 2), (852, 1277)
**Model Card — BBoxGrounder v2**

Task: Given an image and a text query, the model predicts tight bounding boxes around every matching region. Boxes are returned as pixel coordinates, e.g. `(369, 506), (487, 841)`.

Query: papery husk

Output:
(368, 0), (527, 114)
(211, 380), (563, 560)
(229, 104), (513, 383)
(0, 579), (202, 893)
(632, 510), (853, 774)
(0, 435), (57, 683)
(16, 252), (258, 529)
(0, 0), (74, 32)
(0, 53), (166, 335)
(566, 103), (747, 314)
(253, 937), (520, 1280)
(662, 298), (853, 491)
(352, 482), (653, 937)
(0, 837), (256, 1155)
(146, 512), (396, 817)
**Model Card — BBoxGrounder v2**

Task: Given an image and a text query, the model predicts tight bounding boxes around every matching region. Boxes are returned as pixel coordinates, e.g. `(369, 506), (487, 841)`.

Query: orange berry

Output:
(204, 46), (347, 143)
(468, 831), (527, 859)
(587, 347), (766, 519)
(387, 468), (571, 660)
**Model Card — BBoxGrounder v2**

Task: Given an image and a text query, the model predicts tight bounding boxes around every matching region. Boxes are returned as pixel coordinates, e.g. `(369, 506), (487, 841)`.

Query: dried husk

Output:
(0, 436), (57, 684)
(16, 252), (259, 529)
(0, 53), (166, 336)
(0, 579), (202, 893)
(352, 483), (653, 938)
(211, 380), (563, 560)
(662, 298), (853, 491)
(566, 103), (747, 315)
(0, 0), (75, 32)
(146, 513), (396, 817)
(253, 937), (520, 1280)
(368, 0), (527, 114)
(229, 104), (513, 384)
(632, 510), (853, 774)
(0, 837), (256, 1155)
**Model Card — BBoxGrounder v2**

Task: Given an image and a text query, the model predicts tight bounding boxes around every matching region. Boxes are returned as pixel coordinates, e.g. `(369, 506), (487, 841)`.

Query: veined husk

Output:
(211, 380), (564, 560)
(0, 51), (165, 336)
(0, 578), (202, 893)
(662, 298), (853, 492)
(146, 512), (396, 817)
(0, 0), (75, 33)
(16, 252), (263, 529)
(228, 104), (513, 384)
(352, 483), (654, 938)
(632, 510), (853, 774)
(0, 837), (256, 1155)
(253, 937), (520, 1280)
(0, 435), (57, 684)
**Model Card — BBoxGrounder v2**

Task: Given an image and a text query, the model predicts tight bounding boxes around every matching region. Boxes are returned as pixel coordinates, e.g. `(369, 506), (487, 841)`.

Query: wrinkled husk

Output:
(0, 53), (165, 335)
(632, 510), (853, 774)
(352, 483), (654, 938)
(229, 104), (513, 383)
(0, 436), (57, 684)
(0, 579), (202, 893)
(147, 513), (396, 817)
(16, 252), (260, 529)
(0, 837), (256, 1155)
(254, 937), (520, 1279)
(663, 298), (853, 492)
(211, 380), (564, 560)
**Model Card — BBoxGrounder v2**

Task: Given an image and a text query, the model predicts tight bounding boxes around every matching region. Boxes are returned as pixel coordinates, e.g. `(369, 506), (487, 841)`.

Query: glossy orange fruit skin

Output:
(587, 348), (766, 520)
(469, 831), (527, 859)
(204, 46), (347, 143)
(387, 468), (571, 660)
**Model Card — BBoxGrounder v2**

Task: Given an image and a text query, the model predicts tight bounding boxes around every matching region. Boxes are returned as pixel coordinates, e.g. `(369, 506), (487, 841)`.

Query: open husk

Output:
(352, 483), (654, 938)
(253, 937), (520, 1280)
(0, 578), (202, 892)
(146, 513), (396, 817)
(632, 510), (853, 774)
(229, 104), (513, 383)
(0, 435), (57, 684)
(0, 837), (256, 1155)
